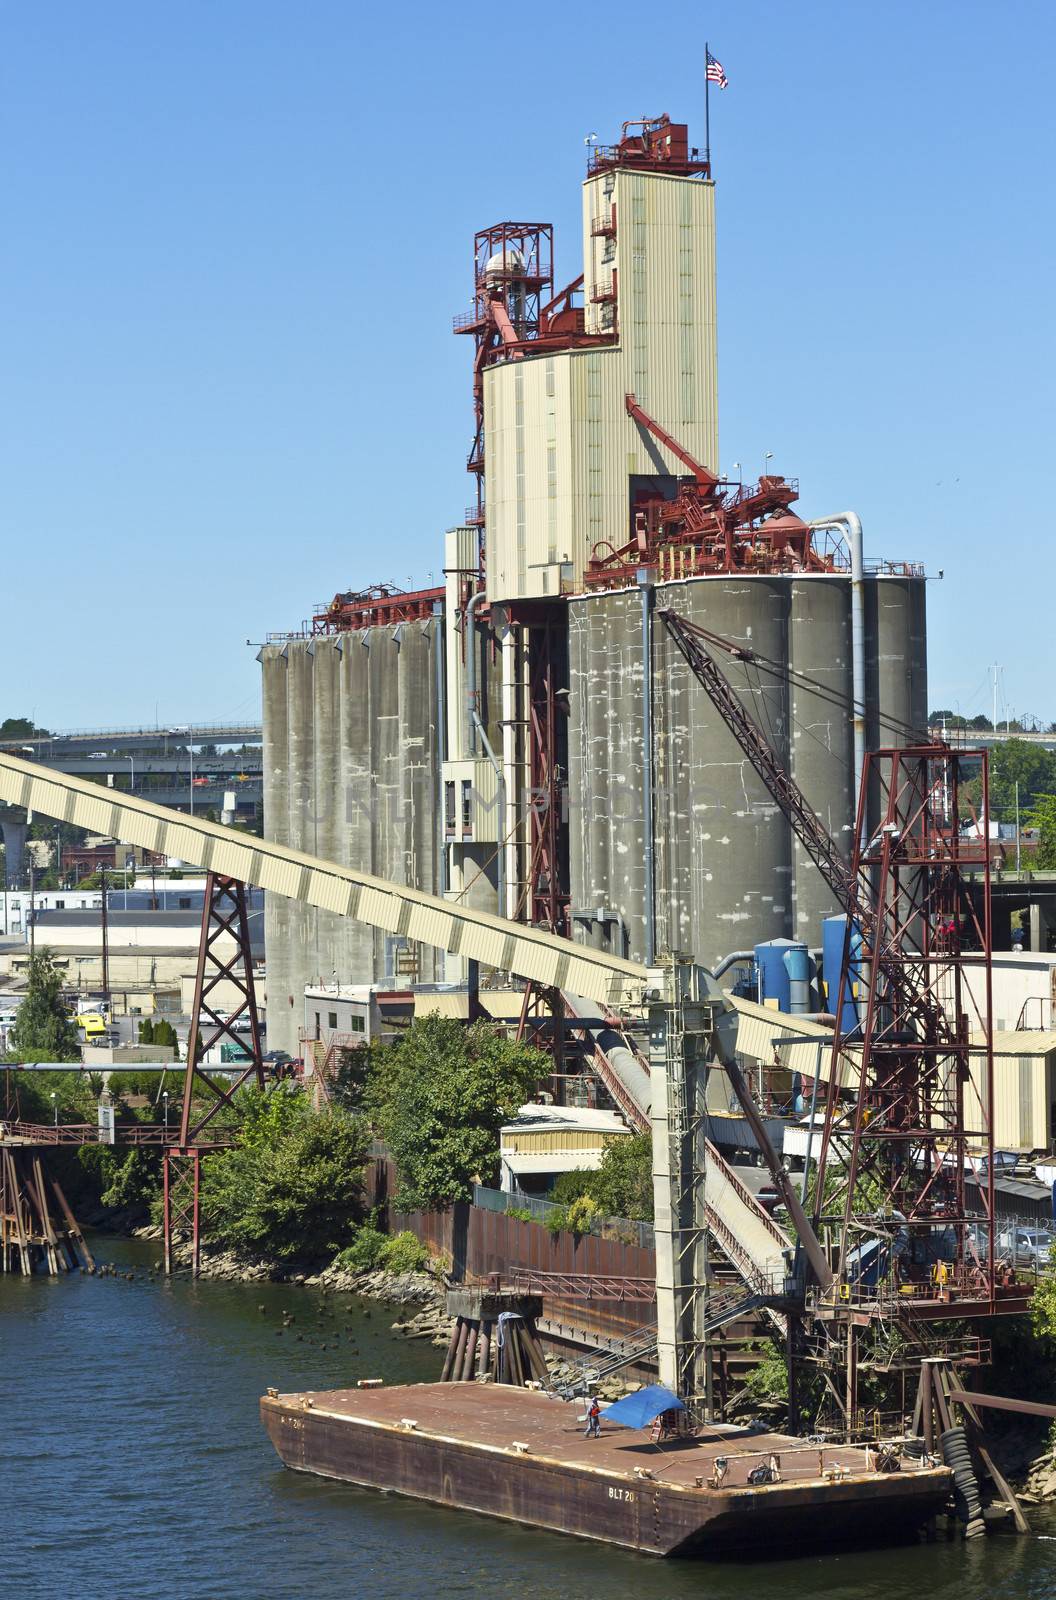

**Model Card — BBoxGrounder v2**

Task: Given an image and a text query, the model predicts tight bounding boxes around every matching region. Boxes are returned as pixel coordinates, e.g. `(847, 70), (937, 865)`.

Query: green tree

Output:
(591, 1133), (654, 1220)
(988, 741), (1056, 820)
(366, 1015), (547, 1211)
(0, 716), (47, 739)
(138, 1018), (155, 1044)
(550, 1133), (654, 1221)
(1025, 795), (1056, 870)
(7, 951), (80, 1061)
(198, 1087), (370, 1261)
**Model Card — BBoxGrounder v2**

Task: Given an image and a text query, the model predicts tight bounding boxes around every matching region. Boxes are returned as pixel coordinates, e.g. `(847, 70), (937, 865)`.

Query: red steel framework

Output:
(660, 612), (1025, 1323)
(312, 582), (445, 634)
(585, 396), (840, 589)
(163, 873), (266, 1276)
(811, 748), (1019, 1319)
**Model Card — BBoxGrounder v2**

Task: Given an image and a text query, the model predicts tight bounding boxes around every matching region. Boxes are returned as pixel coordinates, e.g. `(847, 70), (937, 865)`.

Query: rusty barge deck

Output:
(261, 1381), (950, 1557)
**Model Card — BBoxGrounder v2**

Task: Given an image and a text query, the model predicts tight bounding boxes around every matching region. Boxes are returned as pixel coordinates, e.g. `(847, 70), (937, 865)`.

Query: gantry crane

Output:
(660, 609), (1011, 1323)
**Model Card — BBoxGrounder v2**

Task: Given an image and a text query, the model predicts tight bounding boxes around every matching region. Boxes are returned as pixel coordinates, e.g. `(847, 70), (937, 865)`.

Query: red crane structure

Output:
(659, 609), (1018, 1325)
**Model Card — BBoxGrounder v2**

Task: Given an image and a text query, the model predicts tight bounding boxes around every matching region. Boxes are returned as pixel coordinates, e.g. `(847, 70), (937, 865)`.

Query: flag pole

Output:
(704, 42), (711, 172)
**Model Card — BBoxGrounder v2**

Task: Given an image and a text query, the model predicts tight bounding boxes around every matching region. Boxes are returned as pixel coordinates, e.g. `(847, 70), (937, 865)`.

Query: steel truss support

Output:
(162, 1147), (201, 1276)
(814, 746), (998, 1312)
(162, 874), (265, 1275)
(523, 611), (570, 939)
(648, 961), (729, 1415)
(177, 873), (266, 1147)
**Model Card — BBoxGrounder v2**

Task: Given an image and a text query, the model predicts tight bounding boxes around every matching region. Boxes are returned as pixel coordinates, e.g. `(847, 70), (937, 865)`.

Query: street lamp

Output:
(50, 1091), (57, 1128)
(162, 1090), (170, 1139)
(125, 753), (135, 792)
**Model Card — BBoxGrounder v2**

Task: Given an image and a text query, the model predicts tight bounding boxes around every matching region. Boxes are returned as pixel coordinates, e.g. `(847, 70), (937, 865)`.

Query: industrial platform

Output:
(261, 1381), (951, 1557)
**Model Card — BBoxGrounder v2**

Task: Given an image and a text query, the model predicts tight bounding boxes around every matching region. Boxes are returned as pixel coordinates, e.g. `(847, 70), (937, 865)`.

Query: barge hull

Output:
(261, 1384), (950, 1558)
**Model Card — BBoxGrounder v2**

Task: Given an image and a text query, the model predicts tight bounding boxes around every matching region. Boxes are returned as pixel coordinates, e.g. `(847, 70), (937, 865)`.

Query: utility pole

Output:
(1015, 781), (1021, 874)
(100, 865), (109, 1011)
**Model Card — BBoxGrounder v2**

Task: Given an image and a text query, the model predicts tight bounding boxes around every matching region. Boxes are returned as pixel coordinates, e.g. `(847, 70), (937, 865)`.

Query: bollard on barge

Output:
(261, 1380), (951, 1558)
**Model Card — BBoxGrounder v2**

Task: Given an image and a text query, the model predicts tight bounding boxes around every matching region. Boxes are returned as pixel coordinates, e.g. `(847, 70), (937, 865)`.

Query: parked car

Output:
(979, 1150), (1023, 1178)
(996, 1226), (1055, 1269)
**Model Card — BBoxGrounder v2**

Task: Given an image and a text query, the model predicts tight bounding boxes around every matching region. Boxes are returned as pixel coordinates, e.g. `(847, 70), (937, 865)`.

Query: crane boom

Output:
(659, 610), (860, 916)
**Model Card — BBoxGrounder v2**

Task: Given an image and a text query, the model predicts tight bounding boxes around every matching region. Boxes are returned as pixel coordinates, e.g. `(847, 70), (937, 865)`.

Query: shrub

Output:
(505, 1206), (533, 1223)
(544, 1205), (569, 1237)
(564, 1194), (601, 1237)
(198, 1088), (370, 1261)
(333, 1227), (387, 1272)
(378, 1230), (429, 1274)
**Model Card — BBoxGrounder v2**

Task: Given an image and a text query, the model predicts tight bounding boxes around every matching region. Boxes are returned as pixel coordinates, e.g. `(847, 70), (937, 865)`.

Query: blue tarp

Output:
(601, 1385), (685, 1429)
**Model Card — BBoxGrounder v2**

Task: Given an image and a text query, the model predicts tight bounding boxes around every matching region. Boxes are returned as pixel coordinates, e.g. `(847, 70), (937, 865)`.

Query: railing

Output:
(471, 1183), (655, 1250)
(0, 1120), (231, 1148)
(506, 1268), (656, 1302)
(1016, 996), (1052, 1030)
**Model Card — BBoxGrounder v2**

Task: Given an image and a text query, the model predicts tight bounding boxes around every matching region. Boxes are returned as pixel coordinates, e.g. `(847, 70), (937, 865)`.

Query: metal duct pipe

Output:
(463, 588), (488, 756)
(637, 569), (655, 965)
(472, 713), (506, 918)
(809, 512), (865, 830)
(711, 949), (754, 980)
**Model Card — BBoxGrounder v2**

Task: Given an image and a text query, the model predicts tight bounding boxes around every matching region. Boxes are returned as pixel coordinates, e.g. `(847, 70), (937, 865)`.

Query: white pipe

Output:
(463, 588), (488, 756)
(809, 512), (865, 830)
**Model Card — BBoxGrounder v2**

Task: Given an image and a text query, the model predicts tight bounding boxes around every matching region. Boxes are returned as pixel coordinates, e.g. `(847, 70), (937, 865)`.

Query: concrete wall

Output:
(262, 618), (443, 1057)
(567, 571), (928, 968)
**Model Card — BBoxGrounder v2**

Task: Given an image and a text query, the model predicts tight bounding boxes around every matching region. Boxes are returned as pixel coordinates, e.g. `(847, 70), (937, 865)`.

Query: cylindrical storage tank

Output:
(755, 938), (800, 1012)
(822, 914), (861, 1030)
(782, 942), (812, 1013)
(788, 577), (854, 938)
(652, 576), (792, 965)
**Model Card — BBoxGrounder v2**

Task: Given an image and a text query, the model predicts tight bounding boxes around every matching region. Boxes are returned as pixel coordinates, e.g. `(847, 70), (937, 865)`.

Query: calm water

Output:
(4, 1236), (1056, 1600)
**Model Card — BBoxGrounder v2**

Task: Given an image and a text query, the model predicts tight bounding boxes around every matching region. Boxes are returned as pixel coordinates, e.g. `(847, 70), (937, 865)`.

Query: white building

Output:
(499, 1103), (633, 1196)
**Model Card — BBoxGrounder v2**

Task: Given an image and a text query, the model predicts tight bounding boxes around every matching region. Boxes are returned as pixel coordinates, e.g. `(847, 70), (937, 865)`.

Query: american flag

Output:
(706, 54), (728, 89)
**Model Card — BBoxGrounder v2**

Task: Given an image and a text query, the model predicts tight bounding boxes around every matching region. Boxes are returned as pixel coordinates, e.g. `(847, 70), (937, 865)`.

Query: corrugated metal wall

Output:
(484, 168), (718, 603)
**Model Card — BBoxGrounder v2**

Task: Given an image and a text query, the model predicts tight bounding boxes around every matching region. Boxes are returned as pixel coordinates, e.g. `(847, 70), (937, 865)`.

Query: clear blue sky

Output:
(3, 1), (1052, 730)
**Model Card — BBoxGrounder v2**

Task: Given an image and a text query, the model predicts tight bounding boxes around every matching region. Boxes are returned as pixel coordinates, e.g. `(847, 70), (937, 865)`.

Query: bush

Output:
(379, 1230), (429, 1274)
(197, 1088), (370, 1261)
(333, 1227), (387, 1272)
(505, 1206), (533, 1223)
(564, 1194), (601, 1237)
(544, 1205), (569, 1237)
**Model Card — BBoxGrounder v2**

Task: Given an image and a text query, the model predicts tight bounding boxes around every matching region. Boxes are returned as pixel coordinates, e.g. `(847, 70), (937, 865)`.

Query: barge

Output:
(261, 1381), (951, 1557)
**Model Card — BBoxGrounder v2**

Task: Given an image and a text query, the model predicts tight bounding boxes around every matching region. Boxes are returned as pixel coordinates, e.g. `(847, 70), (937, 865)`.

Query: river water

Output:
(4, 1236), (1056, 1600)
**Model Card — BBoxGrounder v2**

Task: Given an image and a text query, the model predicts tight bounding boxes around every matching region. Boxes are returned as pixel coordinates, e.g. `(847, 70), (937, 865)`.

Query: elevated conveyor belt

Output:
(564, 990), (793, 1306)
(0, 754), (646, 1011)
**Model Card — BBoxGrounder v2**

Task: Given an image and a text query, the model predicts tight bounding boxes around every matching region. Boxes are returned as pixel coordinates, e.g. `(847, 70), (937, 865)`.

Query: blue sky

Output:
(3, 1), (1052, 729)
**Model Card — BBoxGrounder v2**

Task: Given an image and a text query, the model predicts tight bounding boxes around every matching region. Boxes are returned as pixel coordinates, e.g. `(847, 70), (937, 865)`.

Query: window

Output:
(350, 1015), (365, 1034)
(314, 1012), (321, 1040)
(56, 900), (65, 910)
(461, 779), (473, 835)
(328, 1011), (338, 1030)
(444, 780), (456, 837)
(178, 897), (191, 910)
